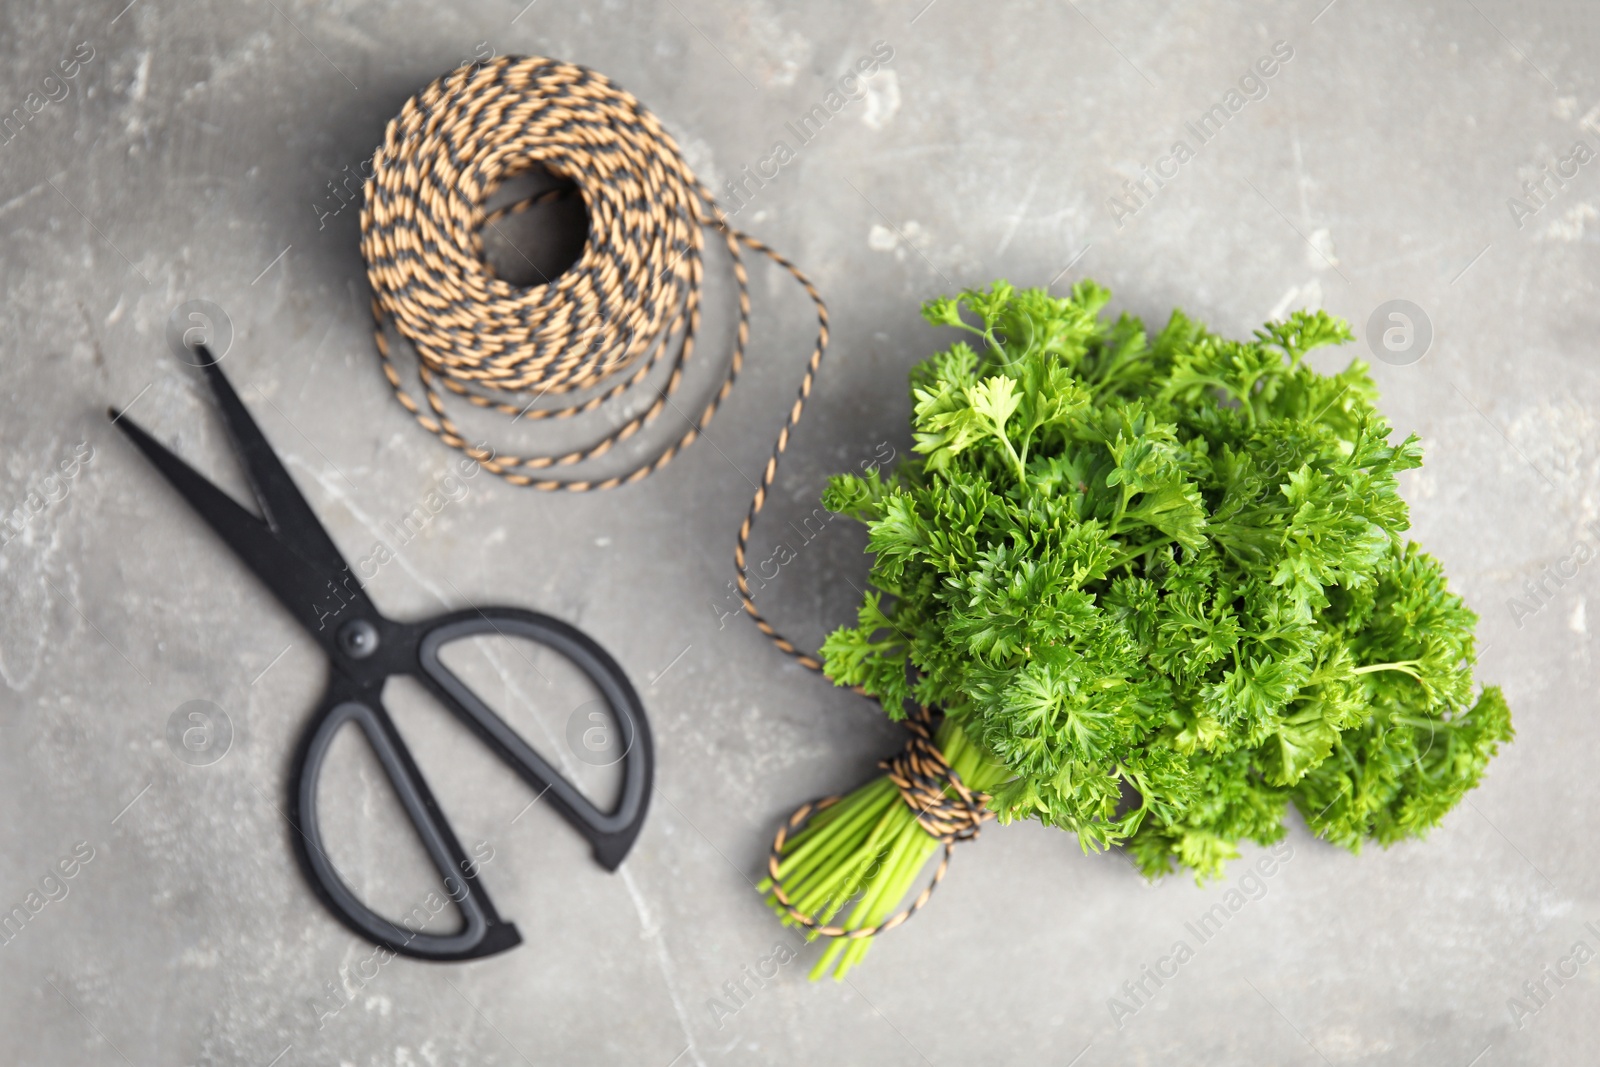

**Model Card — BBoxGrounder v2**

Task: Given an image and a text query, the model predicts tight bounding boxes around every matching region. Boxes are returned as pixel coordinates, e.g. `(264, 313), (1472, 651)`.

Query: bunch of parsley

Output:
(765, 281), (1510, 979)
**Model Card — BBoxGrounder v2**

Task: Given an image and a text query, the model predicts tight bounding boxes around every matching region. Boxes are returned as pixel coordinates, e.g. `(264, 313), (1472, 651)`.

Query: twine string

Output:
(359, 55), (827, 491)
(360, 54), (977, 940)
(764, 706), (994, 939)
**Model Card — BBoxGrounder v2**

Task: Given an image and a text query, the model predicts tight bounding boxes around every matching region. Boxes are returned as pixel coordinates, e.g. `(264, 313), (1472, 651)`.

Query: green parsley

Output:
(762, 280), (1511, 980)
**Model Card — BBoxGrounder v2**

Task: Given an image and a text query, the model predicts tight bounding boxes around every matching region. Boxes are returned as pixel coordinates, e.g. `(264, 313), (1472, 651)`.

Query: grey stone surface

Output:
(0, 1), (1596, 1064)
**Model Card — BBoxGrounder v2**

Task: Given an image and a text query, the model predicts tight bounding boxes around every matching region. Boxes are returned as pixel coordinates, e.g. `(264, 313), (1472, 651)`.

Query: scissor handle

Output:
(413, 608), (654, 865)
(288, 607), (653, 961)
(290, 686), (522, 961)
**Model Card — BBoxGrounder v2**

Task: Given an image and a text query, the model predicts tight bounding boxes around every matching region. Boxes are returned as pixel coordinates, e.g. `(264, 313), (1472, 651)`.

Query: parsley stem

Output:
(995, 433), (1027, 489)
(1351, 660), (1423, 678)
(1388, 714), (1455, 731)
(1104, 535), (1175, 572)
(763, 719), (1009, 980)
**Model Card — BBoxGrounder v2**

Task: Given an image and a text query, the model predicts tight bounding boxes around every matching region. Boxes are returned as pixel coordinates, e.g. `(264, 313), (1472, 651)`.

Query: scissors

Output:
(110, 347), (652, 961)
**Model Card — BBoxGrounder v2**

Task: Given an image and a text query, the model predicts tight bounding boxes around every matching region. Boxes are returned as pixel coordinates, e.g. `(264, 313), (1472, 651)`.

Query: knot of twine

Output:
(878, 704), (993, 845)
(766, 706), (993, 939)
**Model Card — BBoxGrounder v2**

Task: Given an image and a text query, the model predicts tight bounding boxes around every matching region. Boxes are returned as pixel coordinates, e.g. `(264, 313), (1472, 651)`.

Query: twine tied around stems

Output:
(765, 706), (993, 939)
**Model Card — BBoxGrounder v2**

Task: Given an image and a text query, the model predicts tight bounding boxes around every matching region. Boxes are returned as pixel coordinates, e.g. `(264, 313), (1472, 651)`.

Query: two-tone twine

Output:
(359, 54), (989, 938)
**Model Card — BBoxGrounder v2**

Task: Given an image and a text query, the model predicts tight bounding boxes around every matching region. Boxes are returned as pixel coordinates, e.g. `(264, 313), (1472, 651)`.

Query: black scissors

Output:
(110, 347), (652, 961)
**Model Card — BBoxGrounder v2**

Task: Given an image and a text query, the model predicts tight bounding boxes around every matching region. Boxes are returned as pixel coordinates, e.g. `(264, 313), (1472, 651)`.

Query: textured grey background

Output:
(1, 1), (1596, 1064)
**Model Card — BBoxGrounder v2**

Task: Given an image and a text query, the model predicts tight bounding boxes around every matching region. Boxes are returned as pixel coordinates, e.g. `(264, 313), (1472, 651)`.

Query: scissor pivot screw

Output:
(338, 619), (380, 659)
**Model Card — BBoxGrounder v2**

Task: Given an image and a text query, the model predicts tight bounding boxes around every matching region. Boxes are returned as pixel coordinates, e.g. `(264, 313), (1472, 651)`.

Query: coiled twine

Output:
(359, 54), (827, 490)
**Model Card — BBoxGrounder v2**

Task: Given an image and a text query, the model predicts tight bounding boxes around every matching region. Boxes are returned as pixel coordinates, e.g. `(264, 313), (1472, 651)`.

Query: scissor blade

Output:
(110, 407), (357, 641)
(191, 345), (353, 583)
